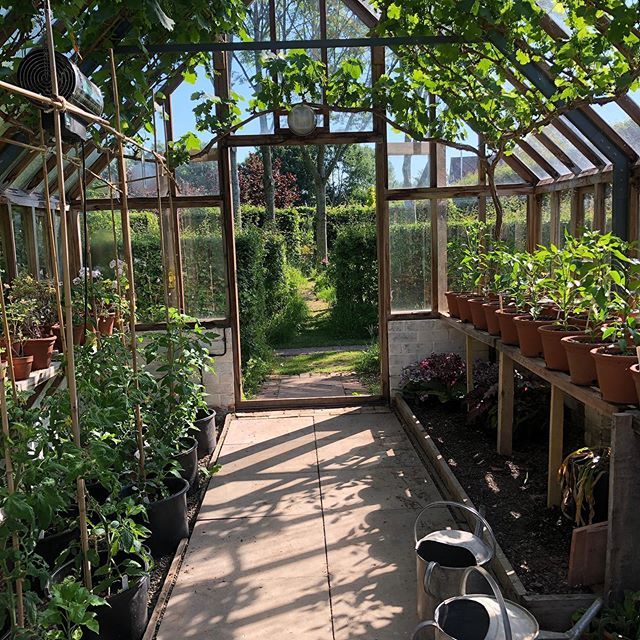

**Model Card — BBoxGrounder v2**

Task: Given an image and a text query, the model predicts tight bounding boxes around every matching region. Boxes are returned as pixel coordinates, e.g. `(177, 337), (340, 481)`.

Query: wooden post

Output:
(605, 413), (640, 602)
(44, 0), (92, 590)
(593, 182), (605, 231)
(547, 385), (565, 507)
(497, 351), (514, 455)
(570, 188), (582, 235)
(465, 335), (474, 393)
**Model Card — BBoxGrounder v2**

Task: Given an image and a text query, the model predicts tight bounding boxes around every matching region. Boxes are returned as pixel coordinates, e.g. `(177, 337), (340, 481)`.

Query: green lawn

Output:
(272, 350), (365, 375)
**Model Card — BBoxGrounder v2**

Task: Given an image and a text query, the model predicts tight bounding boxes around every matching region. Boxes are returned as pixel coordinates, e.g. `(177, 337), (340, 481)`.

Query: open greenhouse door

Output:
(229, 143), (385, 406)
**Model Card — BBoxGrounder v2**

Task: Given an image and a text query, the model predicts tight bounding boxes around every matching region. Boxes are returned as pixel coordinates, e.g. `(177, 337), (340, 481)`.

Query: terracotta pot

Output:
(591, 347), (638, 404)
(630, 364), (640, 406)
(482, 302), (501, 336)
(22, 336), (57, 370)
(539, 305), (561, 321)
(567, 314), (589, 329)
(97, 313), (116, 336)
(495, 308), (521, 346)
(561, 335), (608, 386)
(10, 356), (33, 381)
(468, 298), (489, 331)
(445, 292), (461, 318)
(456, 294), (475, 323)
(0, 338), (18, 361)
(538, 325), (585, 372)
(514, 315), (554, 358)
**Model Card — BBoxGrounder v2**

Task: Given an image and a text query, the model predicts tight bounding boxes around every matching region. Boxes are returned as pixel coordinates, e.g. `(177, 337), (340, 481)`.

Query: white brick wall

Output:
(387, 318), (467, 392)
(203, 327), (235, 410)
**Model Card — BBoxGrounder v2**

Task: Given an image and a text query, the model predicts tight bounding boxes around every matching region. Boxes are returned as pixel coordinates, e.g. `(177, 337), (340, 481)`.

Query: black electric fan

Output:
(17, 48), (104, 142)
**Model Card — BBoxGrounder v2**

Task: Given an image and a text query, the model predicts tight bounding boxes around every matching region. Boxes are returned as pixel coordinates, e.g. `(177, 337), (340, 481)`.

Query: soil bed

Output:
(146, 411), (227, 614)
(409, 399), (586, 594)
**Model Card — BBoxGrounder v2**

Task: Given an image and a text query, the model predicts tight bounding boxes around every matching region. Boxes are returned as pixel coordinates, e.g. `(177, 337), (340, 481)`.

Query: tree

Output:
(326, 144), (376, 205)
(238, 152), (300, 208)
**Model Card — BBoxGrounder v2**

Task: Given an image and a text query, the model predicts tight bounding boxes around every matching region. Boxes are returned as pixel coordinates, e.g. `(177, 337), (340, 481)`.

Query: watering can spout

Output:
(538, 597), (603, 640)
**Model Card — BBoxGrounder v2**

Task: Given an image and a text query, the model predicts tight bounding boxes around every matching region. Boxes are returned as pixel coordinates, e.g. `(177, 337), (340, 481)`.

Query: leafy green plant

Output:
(8, 275), (58, 334)
(584, 591), (640, 640)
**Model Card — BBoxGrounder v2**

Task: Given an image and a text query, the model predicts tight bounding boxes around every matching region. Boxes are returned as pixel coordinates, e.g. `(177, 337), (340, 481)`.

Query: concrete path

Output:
(157, 407), (446, 640)
(274, 345), (368, 356)
(256, 372), (369, 399)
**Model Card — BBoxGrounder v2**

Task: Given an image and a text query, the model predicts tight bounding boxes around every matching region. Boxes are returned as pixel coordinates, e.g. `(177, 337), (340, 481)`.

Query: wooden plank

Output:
(605, 413), (640, 601)
(629, 179), (639, 245)
(465, 335), (474, 393)
(81, 195), (224, 211)
(522, 593), (599, 632)
(593, 182), (606, 231)
(498, 351), (514, 456)
(518, 139), (561, 179)
(535, 168), (613, 193)
(568, 522), (608, 587)
(570, 188), (582, 235)
(440, 313), (498, 348)
(550, 119), (607, 169)
(547, 385), (565, 507)
(238, 395), (385, 411)
(535, 131), (582, 175)
(227, 130), (381, 147)
(386, 182), (532, 201)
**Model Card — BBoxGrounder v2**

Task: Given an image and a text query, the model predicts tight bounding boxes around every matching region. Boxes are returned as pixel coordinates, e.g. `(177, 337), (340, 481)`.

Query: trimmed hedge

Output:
(329, 224), (378, 336)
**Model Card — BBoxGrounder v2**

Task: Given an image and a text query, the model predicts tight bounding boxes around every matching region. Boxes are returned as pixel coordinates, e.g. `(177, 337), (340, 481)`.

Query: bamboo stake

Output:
(43, 0), (92, 590)
(39, 124), (67, 356)
(109, 49), (146, 483)
(106, 152), (126, 338)
(0, 363), (23, 629)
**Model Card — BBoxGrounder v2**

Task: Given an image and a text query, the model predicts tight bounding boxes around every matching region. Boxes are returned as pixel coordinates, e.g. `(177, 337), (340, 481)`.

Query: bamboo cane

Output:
(39, 124), (67, 355)
(109, 49), (146, 483)
(0, 354), (24, 629)
(106, 152), (126, 338)
(43, 0), (92, 590)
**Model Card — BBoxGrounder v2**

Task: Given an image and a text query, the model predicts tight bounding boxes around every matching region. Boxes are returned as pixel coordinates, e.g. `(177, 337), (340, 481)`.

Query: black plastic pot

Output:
(147, 476), (189, 557)
(174, 437), (199, 494)
(35, 525), (79, 567)
(50, 555), (149, 640)
(86, 480), (111, 504)
(194, 408), (217, 457)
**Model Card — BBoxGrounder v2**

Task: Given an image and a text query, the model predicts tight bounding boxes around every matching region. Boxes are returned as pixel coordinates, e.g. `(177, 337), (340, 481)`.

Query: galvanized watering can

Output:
(415, 501), (497, 620)
(411, 566), (603, 640)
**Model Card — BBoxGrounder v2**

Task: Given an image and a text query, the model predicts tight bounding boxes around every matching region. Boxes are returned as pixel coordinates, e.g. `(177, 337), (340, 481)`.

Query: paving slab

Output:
(157, 407), (448, 640)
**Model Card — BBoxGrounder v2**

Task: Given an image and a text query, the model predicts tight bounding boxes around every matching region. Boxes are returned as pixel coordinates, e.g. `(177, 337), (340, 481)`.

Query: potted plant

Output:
(482, 247), (519, 337)
(144, 310), (217, 490)
(559, 447), (610, 527)
(537, 237), (592, 371)
(512, 249), (555, 357)
(2, 299), (36, 380)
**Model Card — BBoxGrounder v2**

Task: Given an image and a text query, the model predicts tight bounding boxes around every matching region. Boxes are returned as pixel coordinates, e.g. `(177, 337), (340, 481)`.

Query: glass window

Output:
(11, 205), (29, 274)
(179, 207), (227, 319)
(486, 196), (527, 251)
(540, 194), (551, 247)
(447, 197), (479, 292)
(493, 159), (526, 184)
(35, 212), (49, 278)
(559, 191), (572, 245)
(605, 184), (613, 234)
(582, 191), (594, 231)
(175, 159), (220, 196)
(389, 200), (432, 312)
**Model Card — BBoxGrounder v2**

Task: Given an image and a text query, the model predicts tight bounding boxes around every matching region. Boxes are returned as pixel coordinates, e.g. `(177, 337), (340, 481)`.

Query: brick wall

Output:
(387, 318), (468, 392)
(202, 326), (235, 410)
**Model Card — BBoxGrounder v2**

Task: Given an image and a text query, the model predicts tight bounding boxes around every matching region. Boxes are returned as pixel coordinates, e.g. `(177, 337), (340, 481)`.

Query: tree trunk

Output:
(230, 147), (241, 228)
(261, 145), (275, 223)
(315, 176), (328, 264)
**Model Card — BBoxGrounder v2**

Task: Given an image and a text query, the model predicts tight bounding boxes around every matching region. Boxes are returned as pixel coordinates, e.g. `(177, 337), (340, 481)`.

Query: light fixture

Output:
(287, 104), (317, 136)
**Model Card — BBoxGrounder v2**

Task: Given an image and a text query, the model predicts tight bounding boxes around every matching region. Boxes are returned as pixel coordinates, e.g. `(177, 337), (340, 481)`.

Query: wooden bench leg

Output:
(497, 351), (514, 455)
(547, 385), (565, 507)
(465, 335), (474, 393)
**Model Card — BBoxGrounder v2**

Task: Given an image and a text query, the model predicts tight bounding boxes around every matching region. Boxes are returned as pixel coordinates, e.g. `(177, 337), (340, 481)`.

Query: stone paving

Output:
(256, 372), (369, 399)
(157, 407), (447, 640)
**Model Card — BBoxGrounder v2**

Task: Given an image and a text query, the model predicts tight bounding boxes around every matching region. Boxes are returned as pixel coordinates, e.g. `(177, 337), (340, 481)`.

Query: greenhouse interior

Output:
(1, 0), (640, 638)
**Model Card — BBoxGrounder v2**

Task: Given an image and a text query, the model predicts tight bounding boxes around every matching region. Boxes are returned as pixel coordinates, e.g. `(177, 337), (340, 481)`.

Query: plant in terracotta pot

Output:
(483, 247), (520, 337)
(2, 298), (37, 380)
(561, 231), (631, 385)
(512, 250), (554, 357)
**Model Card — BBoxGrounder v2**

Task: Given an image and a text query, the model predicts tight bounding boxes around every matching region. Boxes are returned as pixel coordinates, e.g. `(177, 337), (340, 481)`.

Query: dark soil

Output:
(410, 399), (588, 595)
(146, 411), (227, 614)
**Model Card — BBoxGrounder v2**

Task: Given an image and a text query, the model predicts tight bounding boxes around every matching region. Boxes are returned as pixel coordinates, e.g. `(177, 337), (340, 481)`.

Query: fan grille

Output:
(17, 49), (76, 100)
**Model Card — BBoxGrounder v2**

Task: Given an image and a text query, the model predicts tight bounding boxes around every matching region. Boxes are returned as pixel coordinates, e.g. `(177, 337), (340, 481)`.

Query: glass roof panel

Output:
(493, 159), (526, 184)
(557, 116), (610, 165)
(542, 124), (596, 172)
(523, 134), (573, 176)
(510, 148), (551, 180)
(592, 99), (640, 154)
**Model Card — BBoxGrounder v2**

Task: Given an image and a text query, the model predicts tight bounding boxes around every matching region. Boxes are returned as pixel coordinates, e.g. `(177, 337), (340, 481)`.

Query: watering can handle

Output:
(460, 566), (512, 640)
(411, 620), (436, 640)
(422, 561), (438, 596)
(413, 500), (497, 556)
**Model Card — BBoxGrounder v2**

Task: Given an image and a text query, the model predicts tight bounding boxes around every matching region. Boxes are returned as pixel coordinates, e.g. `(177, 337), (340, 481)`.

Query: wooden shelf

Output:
(441, 314), (500, 348)
(15, 361), (61, 392)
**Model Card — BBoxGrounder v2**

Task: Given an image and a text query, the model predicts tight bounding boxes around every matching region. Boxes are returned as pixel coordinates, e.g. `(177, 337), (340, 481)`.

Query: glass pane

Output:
(486, 196), (527, 251)
(605, 184), (613, 234)
(540, 194), (551, 247)
(445, 128), (479, 186)
(387, 133), (429, 188)
(328, 47), (372, 132)
(179, 207), (227, 319)
(35, 213), (48, 278)
(493, 159), (526, 184)
(389, 200), (431, 312)
(275, 0), (321, 39)
(12, 205), (28, 274)
(542, 125), (595, 172)
(582, 191), (594, 231)
(524, 135), (572, 176)
(559, 191), (572, 246)
(592, 100), (640, 153)
(175, 159), (220, 196)
(447, 198), (479, 292)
